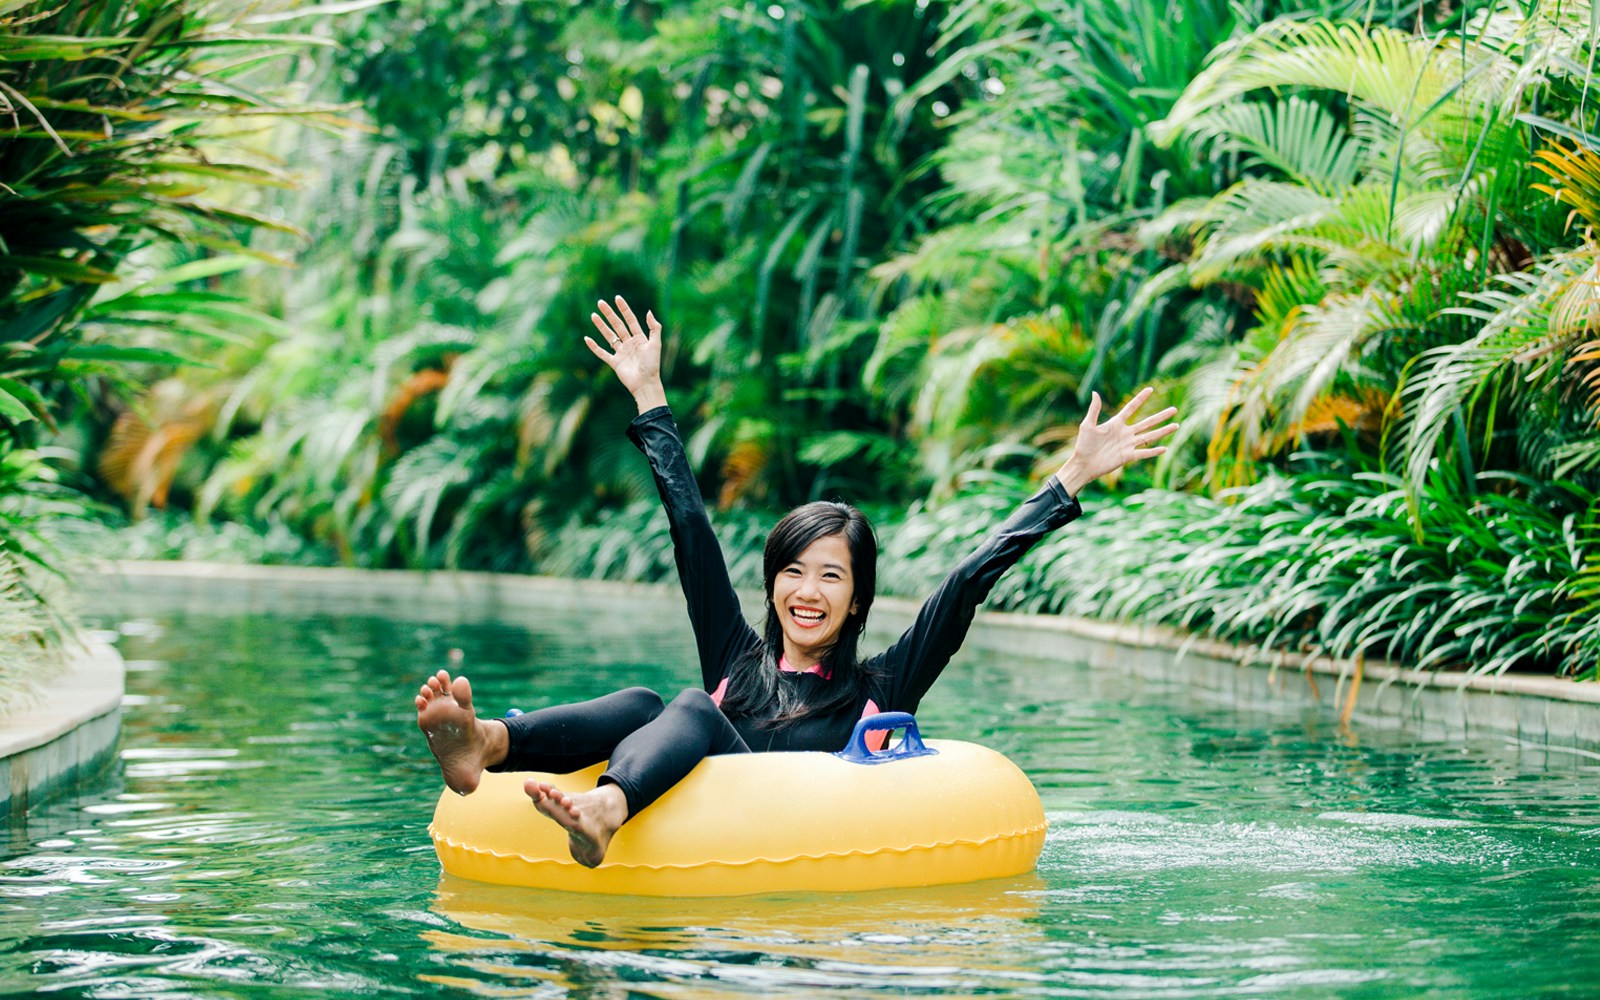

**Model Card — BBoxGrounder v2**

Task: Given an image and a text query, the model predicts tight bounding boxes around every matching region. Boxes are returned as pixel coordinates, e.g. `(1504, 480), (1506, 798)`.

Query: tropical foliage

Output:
(47, 0), (1600, 680)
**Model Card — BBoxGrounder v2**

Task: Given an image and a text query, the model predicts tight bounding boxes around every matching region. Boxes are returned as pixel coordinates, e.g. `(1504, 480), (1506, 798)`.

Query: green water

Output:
(4, 597), (1598, 998)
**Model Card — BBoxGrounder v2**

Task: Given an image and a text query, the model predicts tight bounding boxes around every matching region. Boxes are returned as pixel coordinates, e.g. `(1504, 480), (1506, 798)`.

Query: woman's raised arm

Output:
(588, 297), (759, 691)
(874, 389), (1179, 713)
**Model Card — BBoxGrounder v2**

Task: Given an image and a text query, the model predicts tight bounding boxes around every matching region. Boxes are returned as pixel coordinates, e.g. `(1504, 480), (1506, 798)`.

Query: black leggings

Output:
(490, 687), (750, 818)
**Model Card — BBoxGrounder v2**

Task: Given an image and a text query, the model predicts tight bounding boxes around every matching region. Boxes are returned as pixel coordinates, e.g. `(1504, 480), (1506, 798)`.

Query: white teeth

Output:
(791, 609), (824, 621)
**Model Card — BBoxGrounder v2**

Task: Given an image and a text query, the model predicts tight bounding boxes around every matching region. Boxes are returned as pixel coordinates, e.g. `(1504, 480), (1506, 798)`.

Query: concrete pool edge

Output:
(1, 635), (124, 817)
(84, 560), (1600, 753)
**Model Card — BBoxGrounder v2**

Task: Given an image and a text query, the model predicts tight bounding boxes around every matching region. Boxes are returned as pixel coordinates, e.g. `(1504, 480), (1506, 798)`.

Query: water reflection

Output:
(425, 874), (1048, 996)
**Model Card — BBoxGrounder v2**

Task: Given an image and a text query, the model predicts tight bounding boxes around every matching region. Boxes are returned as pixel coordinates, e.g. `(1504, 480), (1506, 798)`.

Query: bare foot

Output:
(525, 779), (629, 868)
(415, 668), (506, 795)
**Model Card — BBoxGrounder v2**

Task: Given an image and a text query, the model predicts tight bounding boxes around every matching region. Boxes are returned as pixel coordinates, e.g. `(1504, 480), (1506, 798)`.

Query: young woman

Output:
(415, 295), (1178, 868)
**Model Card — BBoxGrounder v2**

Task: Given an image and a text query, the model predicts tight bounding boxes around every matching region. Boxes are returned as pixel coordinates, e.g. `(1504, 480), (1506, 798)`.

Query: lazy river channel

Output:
(4, 583), (1598, 998)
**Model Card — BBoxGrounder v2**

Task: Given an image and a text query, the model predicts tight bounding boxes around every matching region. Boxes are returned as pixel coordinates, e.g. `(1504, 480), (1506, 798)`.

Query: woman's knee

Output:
(667, 688), (745, 755)
(614, 686), (666, 722)
(667, 687), (719, 719)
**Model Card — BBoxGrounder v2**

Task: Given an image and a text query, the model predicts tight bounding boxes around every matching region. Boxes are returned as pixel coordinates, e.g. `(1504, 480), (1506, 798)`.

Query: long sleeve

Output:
(871, 479), (1081, 714)
(628, 406), (760, 690)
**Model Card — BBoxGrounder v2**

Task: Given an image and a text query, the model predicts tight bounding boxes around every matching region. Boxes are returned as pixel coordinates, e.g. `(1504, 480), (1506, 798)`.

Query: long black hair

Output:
(718, 501), (881, 726)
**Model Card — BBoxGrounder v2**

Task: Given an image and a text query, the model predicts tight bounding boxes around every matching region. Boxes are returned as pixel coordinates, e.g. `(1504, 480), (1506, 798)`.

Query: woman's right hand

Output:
(586, 295), (668, 413)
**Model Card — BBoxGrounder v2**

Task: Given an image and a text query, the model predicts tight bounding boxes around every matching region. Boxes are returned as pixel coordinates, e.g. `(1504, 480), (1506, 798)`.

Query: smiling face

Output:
(770, 532), (858, 667)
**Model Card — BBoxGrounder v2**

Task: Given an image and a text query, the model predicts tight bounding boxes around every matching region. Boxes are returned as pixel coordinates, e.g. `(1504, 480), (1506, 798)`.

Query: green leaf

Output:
(0, 377), (47, 414)
(0, 384), (36, 424)
(1, 255), (119, 283)
(63, 344), (203, 367)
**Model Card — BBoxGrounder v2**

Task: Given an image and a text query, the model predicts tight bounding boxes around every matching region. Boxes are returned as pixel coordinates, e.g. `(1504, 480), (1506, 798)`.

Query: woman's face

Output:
(771, 532), (857, 666)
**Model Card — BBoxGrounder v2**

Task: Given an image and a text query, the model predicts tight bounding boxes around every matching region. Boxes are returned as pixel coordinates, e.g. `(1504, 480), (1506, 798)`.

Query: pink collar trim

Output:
(778, 655), (831, 681)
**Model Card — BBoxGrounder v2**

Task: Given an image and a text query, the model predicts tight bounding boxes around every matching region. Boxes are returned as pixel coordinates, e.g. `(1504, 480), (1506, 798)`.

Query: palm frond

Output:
(1185, 96), (1363, 195)
(380, 435), (482, 567)
(1532, 142), (1600, 229)
(1393, 249), (1599, 486)
(1154, 20), (1495, 143)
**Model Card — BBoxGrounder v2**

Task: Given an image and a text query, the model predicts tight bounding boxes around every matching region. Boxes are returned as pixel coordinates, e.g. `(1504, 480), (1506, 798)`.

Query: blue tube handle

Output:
(834, 712), (939, 764)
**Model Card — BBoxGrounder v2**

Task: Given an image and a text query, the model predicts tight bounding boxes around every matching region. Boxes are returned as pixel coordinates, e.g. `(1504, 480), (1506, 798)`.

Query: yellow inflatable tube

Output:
(430, 713), (1047, 896)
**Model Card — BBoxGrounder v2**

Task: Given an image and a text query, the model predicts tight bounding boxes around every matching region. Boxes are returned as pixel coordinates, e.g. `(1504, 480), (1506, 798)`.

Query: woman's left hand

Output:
(1053, 388), (1178, 496)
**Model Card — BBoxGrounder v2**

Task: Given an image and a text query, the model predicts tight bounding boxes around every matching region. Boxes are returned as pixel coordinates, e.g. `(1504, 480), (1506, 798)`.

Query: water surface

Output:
(4, 596), (1597, 997)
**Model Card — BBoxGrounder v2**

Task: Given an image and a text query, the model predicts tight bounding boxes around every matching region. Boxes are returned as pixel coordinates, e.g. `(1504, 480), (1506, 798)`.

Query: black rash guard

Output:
(628, 405), (1081, 753)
